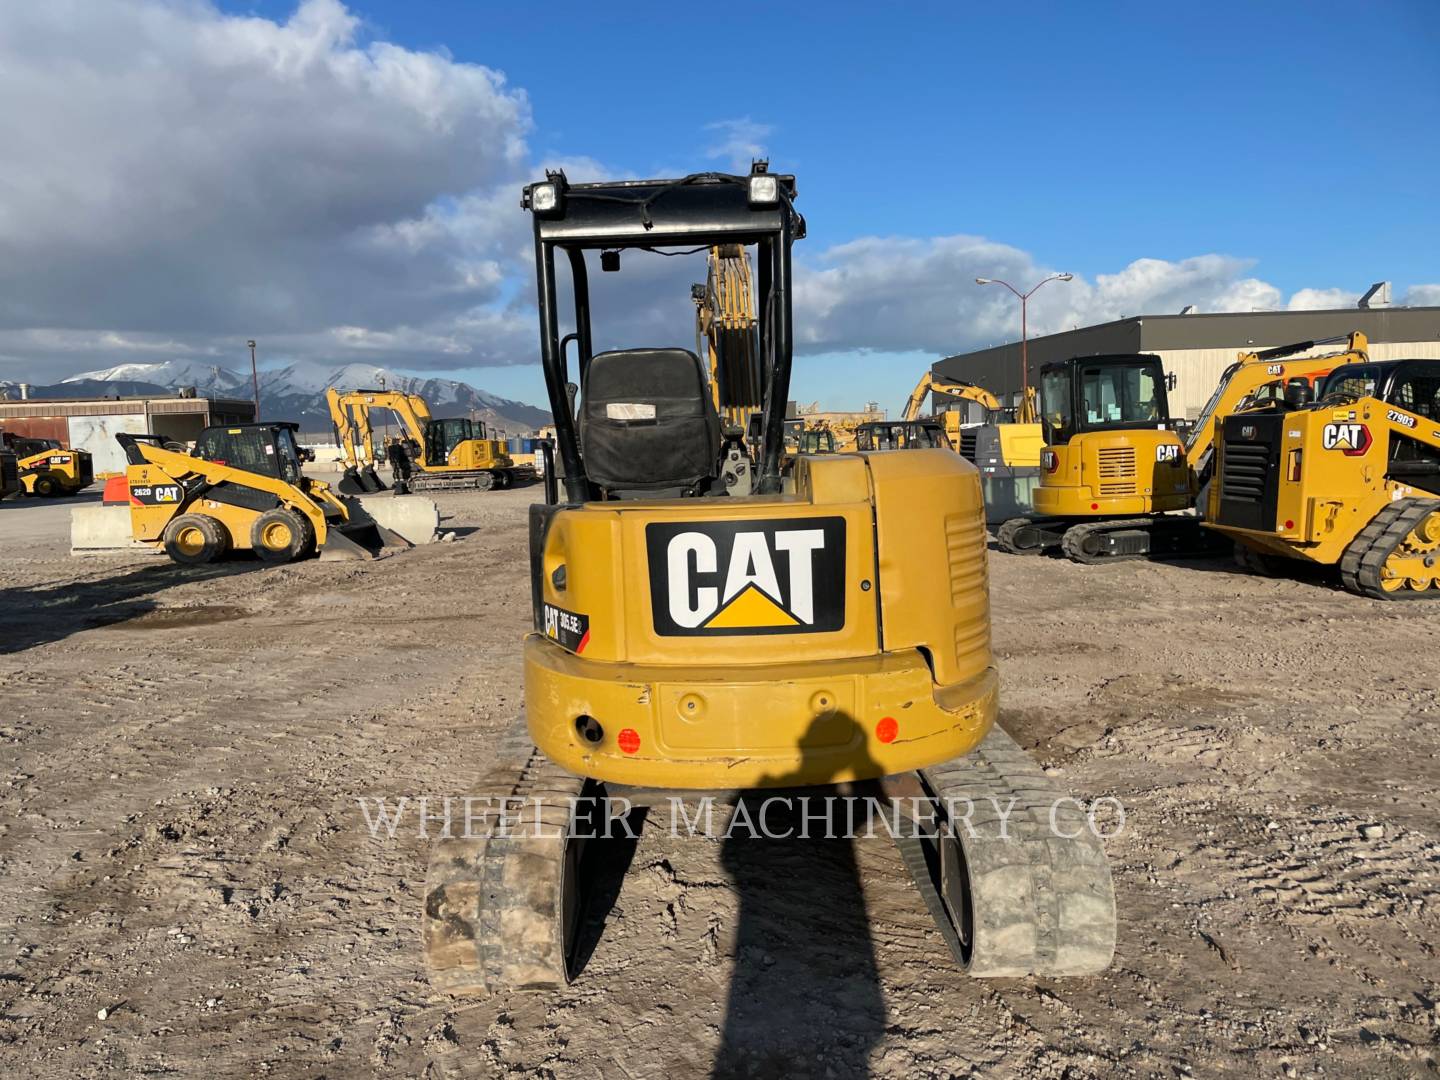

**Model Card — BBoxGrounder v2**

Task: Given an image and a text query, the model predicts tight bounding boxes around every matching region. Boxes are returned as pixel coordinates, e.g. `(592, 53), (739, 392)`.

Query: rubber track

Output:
(896, 724), (1116, 977)
(1059, 515), (1220, 564)
(1339, 497), (1440, 601)
(995, 516), (1061, 555)
(422, 717), (587, 995)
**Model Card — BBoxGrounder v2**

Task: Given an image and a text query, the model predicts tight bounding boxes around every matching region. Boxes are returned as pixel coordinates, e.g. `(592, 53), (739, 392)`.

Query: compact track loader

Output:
(117, 423), (398, 565)
(422, 165), (1115, 994)
(997, 336), (1362, 563)
(1209, 358), (1440, 598)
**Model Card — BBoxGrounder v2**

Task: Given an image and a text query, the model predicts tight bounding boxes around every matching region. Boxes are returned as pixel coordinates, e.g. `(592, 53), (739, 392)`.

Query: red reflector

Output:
(1091, 502), (1099, 510)
(875, 717), (898, 744)
(617, 728), (640, 754)
(1284, 520), (1295, 530)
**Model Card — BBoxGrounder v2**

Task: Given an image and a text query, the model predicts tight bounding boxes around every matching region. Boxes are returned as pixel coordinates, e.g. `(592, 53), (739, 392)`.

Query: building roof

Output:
(937, 305), (1440, 372)
(0, 394), (256, 418)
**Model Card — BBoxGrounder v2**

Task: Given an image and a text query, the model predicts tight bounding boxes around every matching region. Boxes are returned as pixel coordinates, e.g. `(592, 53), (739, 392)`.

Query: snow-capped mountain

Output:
(26, 360), (551, 436)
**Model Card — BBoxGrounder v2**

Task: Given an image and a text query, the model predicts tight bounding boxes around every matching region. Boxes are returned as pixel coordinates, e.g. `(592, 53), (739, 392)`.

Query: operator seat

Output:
(580, 347), (721, 496)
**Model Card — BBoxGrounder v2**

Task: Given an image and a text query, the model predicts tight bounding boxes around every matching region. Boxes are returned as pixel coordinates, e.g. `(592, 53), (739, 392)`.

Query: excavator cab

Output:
(421, 164), (1115, 998)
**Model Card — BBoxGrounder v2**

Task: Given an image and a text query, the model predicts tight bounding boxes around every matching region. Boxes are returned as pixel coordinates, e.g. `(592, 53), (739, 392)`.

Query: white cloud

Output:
(704, 118), (774, 172)
(1287, 287), (1361, 310)
(1404, 284), (1440, 307)
(0, 0), (535, 379)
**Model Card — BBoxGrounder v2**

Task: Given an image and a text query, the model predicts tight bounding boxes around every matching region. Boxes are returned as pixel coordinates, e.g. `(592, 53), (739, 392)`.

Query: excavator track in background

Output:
(1058, 515), (1227, 564)
(1339, 497), (1440, 600)
(894, 724), (1115, 976)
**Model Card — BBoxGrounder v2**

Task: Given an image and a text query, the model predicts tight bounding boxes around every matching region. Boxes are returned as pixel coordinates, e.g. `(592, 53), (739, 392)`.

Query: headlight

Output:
(530, 182), (559, 213)
(747, 174), (779, 205)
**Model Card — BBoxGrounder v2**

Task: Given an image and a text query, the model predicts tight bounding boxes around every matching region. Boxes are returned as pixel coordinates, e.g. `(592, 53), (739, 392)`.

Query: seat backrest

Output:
(581, 347), (721, 493)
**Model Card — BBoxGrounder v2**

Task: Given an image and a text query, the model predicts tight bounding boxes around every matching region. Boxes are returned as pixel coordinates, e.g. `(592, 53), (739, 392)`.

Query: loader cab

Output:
(523, 163), (803, 500)
(854, 419), (950, 451)
(193, 423), (306, 485)
(1318, 360), (1440, 419)
(1039, 354), (1173, 447)
(800, 428), (836, 454)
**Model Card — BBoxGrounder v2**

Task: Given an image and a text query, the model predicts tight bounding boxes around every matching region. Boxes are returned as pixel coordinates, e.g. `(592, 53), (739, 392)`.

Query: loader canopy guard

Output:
(523, 165), (804, 500)
(194, 422), (306, 485)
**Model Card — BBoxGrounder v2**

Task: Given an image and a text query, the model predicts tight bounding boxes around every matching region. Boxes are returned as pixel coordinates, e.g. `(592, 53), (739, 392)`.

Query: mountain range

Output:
(0, 360), (550, 437)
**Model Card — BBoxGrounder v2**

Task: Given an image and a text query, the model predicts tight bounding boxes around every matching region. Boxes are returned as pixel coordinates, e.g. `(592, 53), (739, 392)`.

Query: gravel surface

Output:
(0, 487), (1436, 1078)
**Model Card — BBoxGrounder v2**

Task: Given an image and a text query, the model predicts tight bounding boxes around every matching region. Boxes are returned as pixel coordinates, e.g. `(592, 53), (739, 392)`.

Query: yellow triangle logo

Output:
(704, 583), (799, 629)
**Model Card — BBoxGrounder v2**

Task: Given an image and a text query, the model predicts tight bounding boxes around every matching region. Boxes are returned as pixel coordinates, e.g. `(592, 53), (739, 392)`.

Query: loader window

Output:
(274, 427), (304, 484)
(196, 427), (278, 477)
(1319, 365), (1380, 402)
(1389, 372), (1440, 421)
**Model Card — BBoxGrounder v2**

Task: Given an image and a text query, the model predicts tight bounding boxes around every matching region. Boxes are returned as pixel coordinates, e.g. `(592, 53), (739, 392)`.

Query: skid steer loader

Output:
(117, 423), (400, 565)
(3, 435), (95, 498)
(421, 164), (1116, 994)
(1208, 358), (1440, 597)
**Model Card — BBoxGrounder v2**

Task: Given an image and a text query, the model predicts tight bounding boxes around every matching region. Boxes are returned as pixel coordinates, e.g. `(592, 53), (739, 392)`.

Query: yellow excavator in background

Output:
(422, 164), (1115, 995)
(900, 372), (1044, 521)
(997, 334), (1367, 563)
(326, 388), (517, 494)
(117, 423), (397, 564)
(1209, 356), (1440, 597)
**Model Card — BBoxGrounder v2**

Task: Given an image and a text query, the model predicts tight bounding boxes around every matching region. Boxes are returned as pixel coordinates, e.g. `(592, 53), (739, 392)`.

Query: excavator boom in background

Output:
(326, 388), (519, 494)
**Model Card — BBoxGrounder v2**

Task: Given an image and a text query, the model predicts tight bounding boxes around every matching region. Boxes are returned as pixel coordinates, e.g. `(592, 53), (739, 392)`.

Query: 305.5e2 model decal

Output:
(645, 517), (846, 636)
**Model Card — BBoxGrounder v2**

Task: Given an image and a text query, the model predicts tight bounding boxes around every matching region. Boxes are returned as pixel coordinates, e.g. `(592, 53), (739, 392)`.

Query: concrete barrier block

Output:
(70, 505), (160, 557)
(358, 495), (439, 545)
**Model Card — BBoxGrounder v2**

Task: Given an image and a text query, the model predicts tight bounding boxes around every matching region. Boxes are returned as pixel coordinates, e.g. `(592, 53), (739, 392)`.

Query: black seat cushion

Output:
(581, 348), (721, 491)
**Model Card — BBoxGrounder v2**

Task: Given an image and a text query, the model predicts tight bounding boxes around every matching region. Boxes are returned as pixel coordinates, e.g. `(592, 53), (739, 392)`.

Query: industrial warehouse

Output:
(1, 4), (1438, 1079)
(934, 298), (1440, 417)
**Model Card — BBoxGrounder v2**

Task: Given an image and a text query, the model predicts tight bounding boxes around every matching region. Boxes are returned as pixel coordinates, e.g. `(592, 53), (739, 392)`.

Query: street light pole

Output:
(246, 339), (260, 420)
(975, 273), (1074, 399)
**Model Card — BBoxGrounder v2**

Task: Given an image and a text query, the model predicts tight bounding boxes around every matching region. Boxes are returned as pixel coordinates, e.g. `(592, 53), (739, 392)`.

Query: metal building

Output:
(0, 393), (255, 474)
(933, 306), (1440, 419)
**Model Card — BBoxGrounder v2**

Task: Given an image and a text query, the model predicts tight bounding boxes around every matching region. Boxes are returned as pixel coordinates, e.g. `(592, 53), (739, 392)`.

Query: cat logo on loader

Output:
(1322, 422), (1371, 455)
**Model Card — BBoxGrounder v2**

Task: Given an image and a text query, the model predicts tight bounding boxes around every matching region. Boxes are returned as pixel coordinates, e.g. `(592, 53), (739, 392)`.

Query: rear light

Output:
(1287, 449), (1302, 481)
(1284, 519), (1295, 530)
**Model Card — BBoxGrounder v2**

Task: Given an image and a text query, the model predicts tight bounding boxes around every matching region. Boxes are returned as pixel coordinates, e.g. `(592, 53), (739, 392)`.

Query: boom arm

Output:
(1185, 331), (1369, 477)
(328, 389), (435, 461)
(903, 372), (1002, 421)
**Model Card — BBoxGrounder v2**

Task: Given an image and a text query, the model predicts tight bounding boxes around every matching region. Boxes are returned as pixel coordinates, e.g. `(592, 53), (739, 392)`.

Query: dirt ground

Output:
(0, 487), (1437, 1079)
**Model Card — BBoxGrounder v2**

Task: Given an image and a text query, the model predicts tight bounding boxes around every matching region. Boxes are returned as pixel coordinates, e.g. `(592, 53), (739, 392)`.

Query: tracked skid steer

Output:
(117, 423), (403, 565)
(422, 165), (1116, 994)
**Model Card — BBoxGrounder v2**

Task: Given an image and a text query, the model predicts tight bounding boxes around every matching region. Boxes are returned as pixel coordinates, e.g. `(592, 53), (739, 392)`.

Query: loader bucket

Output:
(337, 467), (367, 496)
(318, 501), (412, 561)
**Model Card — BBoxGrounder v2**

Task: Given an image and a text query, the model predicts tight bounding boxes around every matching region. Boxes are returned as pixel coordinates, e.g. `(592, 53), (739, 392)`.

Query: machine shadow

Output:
(712, 712), (886, 1080)
(0, 561), (265, 654)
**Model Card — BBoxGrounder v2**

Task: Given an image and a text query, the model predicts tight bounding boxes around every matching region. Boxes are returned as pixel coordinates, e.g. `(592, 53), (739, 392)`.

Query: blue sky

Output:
(6, 2), (1436, 413)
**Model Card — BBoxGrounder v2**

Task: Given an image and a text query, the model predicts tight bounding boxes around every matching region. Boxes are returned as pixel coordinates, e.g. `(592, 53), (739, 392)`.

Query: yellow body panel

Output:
(1034, 429), (1191, 517)
(525, 449), (997, 789)
(996, 423), (1044, 469)
(1207, 398), (1435, 566)
(18, 450), (92, 495)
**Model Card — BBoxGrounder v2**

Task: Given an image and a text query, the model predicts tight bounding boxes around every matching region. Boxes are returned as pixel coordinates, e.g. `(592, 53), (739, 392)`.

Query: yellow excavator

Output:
(902, 372), (1044, 520)
(422, 164), (1115, 994)
(997, 334), (1366, 562)
(326, 388), (517, 494)
(118, 423), (397, 564)
(1208, 356), (1440, 597)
